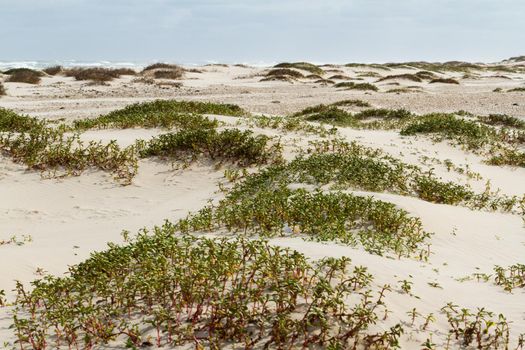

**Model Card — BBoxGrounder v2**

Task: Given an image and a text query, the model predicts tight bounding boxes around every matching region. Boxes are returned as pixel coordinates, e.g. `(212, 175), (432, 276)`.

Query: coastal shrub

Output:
(377, 74), (422, 83)
(0, 107), (46, 132)
(64, 67), (136, 82)
(0, 82), (5, 96)
(73, 100), (245, 130)
(265, 68), (304, 79)
(12, 233), (404, 349)
(153, 69), (184, 79)
(334, 82), (378, 91)
(181, 187), (429, 257)
(429, 78), (460, 84)
(140, 128), (282, 166)
(142, 62), (183, 72)
(5, 68), (42, 84)
(478, 114), (525, 130)
(274, 62), (324, 75)
(508, 87), (525, 92)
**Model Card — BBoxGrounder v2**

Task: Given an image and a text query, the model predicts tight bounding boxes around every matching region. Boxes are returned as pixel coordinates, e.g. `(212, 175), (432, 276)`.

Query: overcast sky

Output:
(1, 0), (524, 64)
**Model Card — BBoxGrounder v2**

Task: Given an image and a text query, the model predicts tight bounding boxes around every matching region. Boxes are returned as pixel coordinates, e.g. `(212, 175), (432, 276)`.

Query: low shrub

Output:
(140, 128), (282, 166)
(274, 62), (324, 75)
(377, 74), (422, 83)
(334, 82), (378, 91)
(64, 67), (136, 82)
(11, 232), (404, 349)
(153, 69), (184, 79)
(508, 87), (525, 92)
(5, 68), (42, 84)
(265, 68), (304, 79)
(429, 78), (460, 84)
(73, 100), (246, 130)
(0, 82), (5, 96)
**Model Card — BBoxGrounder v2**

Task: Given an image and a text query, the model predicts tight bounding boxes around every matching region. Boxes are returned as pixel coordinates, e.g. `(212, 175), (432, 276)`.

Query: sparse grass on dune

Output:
(274, 61), (324, 75)
(73, 100), (246, 130)
(4, 68), (43, 84)
(0, 82), (5, 96)
(508, 87), (525, 92)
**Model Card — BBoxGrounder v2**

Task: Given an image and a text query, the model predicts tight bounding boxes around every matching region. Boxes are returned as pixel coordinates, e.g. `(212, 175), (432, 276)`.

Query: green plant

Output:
(508, 87), (525, 92)
(73, 99), (245, 130)
(430, 78), (460, 84)
(12, 232), (404, 349)
(0, 82), (6, 96)
(140, 128), (282, 166)
(64, 67), (136, 83)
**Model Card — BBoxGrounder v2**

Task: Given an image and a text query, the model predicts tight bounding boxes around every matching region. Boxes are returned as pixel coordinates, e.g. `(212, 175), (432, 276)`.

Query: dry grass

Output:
(0, 82), (5, 96)
(64, 68), (136, 83)
(4, 68), (43, 84)
(328, 74), (352, 80)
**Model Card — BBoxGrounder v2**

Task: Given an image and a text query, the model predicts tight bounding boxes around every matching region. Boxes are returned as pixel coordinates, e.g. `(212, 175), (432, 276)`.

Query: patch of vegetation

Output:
(274, 62), (324, 75)
(478, 114), (525, 130)
(386, 87), (422, 94)
(140, 128), (282, 166)
(43, 66), (62, 75)
(0, 127), (139, 183)
(400, 114), (496, 149)
(12, 232), (406, 349)
(64, 67), (136, 83)
(471, 264), (525, 292)
(441, 303), (514, 349)
(487, 148), (525, 167)
(142, 63), (183, 72)
(0, 107), (46, 132)
(265, 68), (304, 79)
(508, 87), (525, 92)
(328, 74), (352, 80)
(345, 63), (391, 71)
(0, 82), (5, 96)
(153, 69), (184, 80)
(378, 74), (422, 83)
(429, 78), (460, 84)
(73, 100), (246, 130)
(5, 68), (42, 84)
(334, 82), (379, 91)
(181, 186), (429, 257)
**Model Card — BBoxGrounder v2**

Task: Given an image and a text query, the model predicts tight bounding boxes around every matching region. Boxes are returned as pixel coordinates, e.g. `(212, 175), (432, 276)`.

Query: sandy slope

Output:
(0, 64), (524, 348)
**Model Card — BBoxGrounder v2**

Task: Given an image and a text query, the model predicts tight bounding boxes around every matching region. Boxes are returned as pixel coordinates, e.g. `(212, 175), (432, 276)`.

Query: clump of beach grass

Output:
(64, 67), (136, 83)
(43, 66), (63, 75)
(334, 82), (378, 91)
(430, 78), (460, 84)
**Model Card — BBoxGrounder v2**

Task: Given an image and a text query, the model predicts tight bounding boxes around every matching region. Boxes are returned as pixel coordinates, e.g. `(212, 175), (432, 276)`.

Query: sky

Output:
(0, 0), (524, 64)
